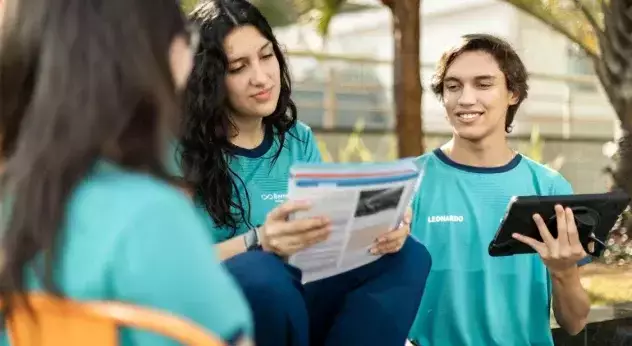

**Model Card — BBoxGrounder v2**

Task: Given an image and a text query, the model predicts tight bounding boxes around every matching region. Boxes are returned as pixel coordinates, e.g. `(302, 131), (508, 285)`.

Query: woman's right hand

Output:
(259, 200), (331, 257)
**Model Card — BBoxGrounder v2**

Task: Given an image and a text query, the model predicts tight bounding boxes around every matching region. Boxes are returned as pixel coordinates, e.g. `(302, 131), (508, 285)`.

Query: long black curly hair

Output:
(180, 0), (297, 235)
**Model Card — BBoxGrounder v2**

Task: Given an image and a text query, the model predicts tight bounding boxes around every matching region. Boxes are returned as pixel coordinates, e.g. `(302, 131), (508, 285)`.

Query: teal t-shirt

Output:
(1, 161), (252, 345)
(408, 149), (583, 346)
(192, 121), (322, 242)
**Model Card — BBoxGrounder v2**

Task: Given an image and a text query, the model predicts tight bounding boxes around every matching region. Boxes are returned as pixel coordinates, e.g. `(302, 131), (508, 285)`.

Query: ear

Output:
(169, 35), (193, 91)
(508, 90), (519, 106)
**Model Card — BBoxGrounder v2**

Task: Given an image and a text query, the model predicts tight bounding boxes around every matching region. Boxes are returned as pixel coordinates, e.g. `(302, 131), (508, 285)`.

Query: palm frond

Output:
(502, 0), (601, 58)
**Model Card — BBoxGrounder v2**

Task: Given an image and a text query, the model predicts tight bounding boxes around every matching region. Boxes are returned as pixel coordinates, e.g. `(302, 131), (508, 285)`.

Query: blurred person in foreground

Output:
(175, 0), (432, 345)
(0, 0), (252, 345)
(407, 34), (591, 346)
(0, 0), (5, 170)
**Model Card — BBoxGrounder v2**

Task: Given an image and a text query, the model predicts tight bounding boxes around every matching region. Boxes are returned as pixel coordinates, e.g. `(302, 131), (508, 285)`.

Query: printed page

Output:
(288, 186), (360, 282)
(287, 159), (422, 283)
(337, 181), (415, 275)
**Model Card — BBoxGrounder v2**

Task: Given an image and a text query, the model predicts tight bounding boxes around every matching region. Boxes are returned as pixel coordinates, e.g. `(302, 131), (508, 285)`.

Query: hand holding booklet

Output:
(286, 159), (423, 284)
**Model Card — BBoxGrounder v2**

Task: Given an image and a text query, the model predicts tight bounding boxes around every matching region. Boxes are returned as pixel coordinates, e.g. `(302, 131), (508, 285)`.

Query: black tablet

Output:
(488, 191), (630, 257)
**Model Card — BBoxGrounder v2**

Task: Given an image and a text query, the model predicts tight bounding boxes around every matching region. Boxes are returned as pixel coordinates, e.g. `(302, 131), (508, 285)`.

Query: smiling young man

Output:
(407, 34), (591, 346)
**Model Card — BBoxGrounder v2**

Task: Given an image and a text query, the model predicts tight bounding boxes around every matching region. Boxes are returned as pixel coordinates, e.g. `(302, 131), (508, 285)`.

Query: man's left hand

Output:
(512, 204), (587, 274)
(370, 208), (412, 255)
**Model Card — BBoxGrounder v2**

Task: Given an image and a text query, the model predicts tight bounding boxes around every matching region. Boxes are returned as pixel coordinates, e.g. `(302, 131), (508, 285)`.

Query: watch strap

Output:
(244, 225), (262, 251)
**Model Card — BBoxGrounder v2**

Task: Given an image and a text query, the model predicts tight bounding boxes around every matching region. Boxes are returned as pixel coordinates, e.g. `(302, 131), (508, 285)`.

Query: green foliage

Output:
(178, 0), (375, 28)
(179, 0), (199, 14)
(288, 0), (380, 34)
(251, 0), (300, 27)
(500, 0), (602, 58)
(519, 126), (565, 171)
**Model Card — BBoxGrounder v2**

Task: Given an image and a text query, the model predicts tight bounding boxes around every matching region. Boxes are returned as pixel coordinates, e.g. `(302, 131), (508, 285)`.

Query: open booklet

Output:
(286, 158), (424, 284)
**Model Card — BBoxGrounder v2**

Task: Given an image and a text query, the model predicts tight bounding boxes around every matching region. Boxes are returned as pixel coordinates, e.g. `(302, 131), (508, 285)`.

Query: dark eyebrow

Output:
(444, 75), (496, 83)
(259, 42), (272, 52)
(475, 75), (496, 82)
(444, 76), (461, 84)
(228, 42), (273, 64)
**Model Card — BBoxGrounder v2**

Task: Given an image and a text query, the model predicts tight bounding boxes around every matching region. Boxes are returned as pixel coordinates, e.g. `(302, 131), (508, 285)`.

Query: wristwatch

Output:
(244, 225), (262, 251)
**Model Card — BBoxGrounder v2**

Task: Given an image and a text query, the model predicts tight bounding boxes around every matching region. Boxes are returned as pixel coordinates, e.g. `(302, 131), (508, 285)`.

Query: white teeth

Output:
(459, 113), (480, 119)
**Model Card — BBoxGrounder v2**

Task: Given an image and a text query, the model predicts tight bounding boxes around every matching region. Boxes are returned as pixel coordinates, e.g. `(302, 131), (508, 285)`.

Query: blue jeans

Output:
(224, 237), (432, 346)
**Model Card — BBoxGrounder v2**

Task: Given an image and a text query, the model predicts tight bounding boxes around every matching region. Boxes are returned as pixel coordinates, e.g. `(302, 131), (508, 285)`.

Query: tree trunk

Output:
(593, 0), (632, 192)
(614, 132), (632, 194)
(388, 0), (424, 157)
(595, 0), (632, 234)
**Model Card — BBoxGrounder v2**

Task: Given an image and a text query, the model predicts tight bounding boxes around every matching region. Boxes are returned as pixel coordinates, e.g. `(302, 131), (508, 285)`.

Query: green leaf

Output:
(252, 0), (301, 27)
(501, 0), (602, 58)
(292, 0), (379, 36)
(180, 0), (199, 14)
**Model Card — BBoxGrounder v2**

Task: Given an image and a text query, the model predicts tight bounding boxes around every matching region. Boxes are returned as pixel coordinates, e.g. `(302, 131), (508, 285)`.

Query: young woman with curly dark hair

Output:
(177, 1), (432, 345)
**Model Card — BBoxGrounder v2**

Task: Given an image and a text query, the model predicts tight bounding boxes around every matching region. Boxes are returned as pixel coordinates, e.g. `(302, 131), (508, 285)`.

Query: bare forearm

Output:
(551, 266), (590, 335)
(216, 235), (248, 261)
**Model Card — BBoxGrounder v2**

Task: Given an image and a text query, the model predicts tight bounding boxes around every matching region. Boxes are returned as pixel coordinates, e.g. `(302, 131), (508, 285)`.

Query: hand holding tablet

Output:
(512, 204), (592, 273)
(489, 191), (630, 260)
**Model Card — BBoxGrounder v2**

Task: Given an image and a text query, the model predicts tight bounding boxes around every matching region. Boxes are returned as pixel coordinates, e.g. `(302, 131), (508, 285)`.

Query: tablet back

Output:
(488, 191), (630, 257)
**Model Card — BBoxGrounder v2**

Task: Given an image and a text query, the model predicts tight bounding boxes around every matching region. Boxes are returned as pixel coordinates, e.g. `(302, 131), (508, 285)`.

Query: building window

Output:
(567, 44), (597, 92)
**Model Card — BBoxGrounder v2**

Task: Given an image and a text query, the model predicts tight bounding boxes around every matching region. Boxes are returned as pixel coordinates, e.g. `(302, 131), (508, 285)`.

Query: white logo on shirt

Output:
(261, 193), (286, 203)
(427, 215), (464, 223)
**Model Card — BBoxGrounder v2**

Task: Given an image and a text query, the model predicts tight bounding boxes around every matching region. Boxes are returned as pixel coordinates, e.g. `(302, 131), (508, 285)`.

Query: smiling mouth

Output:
(456, 112), (483, 120)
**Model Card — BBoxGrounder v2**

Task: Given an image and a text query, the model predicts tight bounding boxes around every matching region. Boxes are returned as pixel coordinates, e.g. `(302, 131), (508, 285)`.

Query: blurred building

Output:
(273, 0), (617, 193)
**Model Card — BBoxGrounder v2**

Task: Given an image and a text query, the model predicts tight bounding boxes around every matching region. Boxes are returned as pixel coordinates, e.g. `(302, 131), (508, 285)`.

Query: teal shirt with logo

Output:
(187, 121), (322, 243)
(1, 161), (252, 345)
(408, 149), (587, 346)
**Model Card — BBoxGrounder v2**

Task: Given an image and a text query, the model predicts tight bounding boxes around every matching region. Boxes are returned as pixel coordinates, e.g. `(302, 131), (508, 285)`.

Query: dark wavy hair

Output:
(431, 33), (529, 133)
(180, 0), (297, 234)
(0, 0), (187, 318)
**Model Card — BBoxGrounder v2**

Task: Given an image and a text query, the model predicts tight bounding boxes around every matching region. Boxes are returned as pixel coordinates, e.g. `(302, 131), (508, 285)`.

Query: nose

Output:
(249, 61), (268, 87)
(457, 84), (476, 106)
